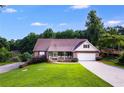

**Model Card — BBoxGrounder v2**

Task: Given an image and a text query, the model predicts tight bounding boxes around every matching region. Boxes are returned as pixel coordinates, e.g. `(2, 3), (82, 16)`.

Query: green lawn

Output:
(0, 63), (112, 87)
(0, 62), (15, 66)
(101, 57), (124, 68)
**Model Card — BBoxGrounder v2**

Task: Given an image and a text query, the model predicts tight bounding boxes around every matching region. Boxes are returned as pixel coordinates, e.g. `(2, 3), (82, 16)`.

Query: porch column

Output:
(64, 52), (66, 60)
(38, 51), (40, 57)
(46, 52), (48, 59)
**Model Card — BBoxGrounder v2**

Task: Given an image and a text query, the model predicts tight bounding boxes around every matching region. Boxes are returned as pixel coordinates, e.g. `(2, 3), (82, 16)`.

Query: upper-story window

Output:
(83, 44), (90, 48)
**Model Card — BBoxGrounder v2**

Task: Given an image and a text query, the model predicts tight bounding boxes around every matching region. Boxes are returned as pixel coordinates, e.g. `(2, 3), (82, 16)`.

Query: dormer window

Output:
(83, 45), (90, 48)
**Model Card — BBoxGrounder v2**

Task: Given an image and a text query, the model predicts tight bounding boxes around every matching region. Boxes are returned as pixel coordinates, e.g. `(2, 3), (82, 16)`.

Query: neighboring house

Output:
(33, 39), (99, 62)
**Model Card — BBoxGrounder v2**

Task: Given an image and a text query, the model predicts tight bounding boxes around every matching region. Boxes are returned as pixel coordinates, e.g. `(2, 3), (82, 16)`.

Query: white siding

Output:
(74, 40), (99, 61)
(75, 40), (99, 52)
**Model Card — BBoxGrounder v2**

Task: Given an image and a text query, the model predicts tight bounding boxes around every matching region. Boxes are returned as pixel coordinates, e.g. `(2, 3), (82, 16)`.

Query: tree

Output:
(8, 39), (16, 51)
(106, 27), (118, 35)
(55, 32), (62, 38)
(114, 26), (124, 35)
(118, 53), (124, 64)
(19, 33), (39, 53)
(0, 47), (12, 62)
(0, 36), (9, 49)
(42, 28), (55, 38)
(59, 29), (75, 38)
(19, 52), (32, 61)
(85, 10), (104, 46)
(74, 30), (86, 39)
(99, 27), (124, 50)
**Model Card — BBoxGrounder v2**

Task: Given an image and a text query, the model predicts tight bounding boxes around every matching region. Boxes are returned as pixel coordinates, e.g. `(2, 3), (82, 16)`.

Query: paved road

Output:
(80, 61), (124, 87)
(0, 62), (24, 74)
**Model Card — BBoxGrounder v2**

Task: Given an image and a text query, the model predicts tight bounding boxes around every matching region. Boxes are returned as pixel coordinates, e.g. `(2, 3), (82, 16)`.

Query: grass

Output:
(0, 63), (112, 87)
(0, 62), (16, 66)
(100, 57), (124, 68)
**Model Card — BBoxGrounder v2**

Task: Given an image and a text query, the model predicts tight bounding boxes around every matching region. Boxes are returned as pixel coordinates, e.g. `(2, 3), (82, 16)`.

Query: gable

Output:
(74, 40), (99, 52)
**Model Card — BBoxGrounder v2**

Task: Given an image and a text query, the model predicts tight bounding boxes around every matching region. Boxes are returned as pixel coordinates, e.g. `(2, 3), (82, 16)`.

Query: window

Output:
(58, 52), (64, 56)
(83, 45), (90, 48)
(48, 52), (53, 56)
(53, 52), (58, 57)
(66, 52), (72, 56)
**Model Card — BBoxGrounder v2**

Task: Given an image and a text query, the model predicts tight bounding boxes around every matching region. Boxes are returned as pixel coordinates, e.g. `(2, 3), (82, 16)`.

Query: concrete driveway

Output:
(0, 62), (24, 74)
(79, 61), (124, 87)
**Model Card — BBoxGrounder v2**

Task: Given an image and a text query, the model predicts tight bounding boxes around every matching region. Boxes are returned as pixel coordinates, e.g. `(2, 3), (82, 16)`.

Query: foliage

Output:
(18, 33), (39, 53)
(55, 29), (86, 39)
(0, 47), (12, 62)
(71, 58), (78, 62)
(40, 28), (55, 38)
(19, 57), (47, 68)
(118, 53), (124, 64)
(19, 52), (32, 62)
(85, 10), (104, 46)
(9, 56), (21, 62)
(0, 36), (9, 49)
(8, 39), (17, 51)
(101, 57), (124, 69)
(99, 27), (124, 50)
(114, 26), (124, 35)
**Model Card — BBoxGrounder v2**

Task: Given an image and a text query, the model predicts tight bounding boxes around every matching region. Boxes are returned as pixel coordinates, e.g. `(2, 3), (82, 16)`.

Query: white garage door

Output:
(77, 53), (96, 61)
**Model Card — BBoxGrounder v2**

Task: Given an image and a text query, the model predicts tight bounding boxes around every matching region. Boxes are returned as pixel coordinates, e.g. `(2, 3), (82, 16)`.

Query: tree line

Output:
(0, 10), (124, 54)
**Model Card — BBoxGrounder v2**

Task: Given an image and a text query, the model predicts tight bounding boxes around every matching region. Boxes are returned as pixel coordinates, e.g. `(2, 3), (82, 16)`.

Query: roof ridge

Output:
(38, 38), (87, 40)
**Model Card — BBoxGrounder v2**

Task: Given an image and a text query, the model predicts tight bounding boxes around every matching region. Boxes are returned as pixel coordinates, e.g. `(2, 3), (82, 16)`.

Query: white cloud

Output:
(2, 8), (17, 13)
(59, 23), (67, 26)
(31, 22), (48, 26)
(107, 20), (121, 25)
(70, 5), (90, 9)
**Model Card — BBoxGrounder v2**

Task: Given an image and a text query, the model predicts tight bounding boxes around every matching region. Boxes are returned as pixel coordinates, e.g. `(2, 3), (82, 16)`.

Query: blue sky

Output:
(0, 5), (124, 40)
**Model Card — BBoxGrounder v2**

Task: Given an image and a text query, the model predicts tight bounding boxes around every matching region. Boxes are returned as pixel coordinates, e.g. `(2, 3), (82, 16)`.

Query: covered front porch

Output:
(47, 51), (73, 62)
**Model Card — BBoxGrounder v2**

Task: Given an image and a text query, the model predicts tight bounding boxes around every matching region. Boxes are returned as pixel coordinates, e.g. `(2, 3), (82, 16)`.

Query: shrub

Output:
(117, 53), (124, 64)
(29, 56), (48, 64)
(19, 62), (28, 68)
(19, 52), (32, 62)
(0, 47), (12, 62)
(71, 58), (78, 62)
(19, 57), (48, 68)
(9, 56), (21, 62)
(96, 56), (102, 61)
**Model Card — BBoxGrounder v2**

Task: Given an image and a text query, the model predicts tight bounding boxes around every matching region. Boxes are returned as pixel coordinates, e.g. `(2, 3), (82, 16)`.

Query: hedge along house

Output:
(33, 39), (100, 62)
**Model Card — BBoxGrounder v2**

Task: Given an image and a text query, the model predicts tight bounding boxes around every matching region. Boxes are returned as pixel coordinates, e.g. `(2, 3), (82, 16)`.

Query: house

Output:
(33, 39), (100, 62)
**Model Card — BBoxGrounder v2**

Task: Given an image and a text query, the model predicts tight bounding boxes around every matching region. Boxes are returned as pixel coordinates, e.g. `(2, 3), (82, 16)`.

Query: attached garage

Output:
(77, 53), (96, 61)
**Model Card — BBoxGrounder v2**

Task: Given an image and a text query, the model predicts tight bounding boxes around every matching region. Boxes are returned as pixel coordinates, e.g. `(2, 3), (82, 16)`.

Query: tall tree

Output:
(114, 26), (124, 35)
(99, 27), (124, 50)
(42, 28), (55, 38)
(0, 36), (9, 49)
(19, 33), (39, 53)
(85, 10), (104, 46)
(59, 29), (75, 38)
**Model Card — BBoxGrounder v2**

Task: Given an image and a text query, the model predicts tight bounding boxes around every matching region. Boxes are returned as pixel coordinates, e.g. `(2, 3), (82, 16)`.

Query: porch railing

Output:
(49, 56), (73, 61)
